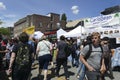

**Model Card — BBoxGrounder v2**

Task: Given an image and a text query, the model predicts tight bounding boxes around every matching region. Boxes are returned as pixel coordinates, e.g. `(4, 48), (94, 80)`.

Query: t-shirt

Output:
(37, 40), (51, 57)
(6, 44), (14, 60)
(81, 44), (102, 70)
(57, 40), (67, 58)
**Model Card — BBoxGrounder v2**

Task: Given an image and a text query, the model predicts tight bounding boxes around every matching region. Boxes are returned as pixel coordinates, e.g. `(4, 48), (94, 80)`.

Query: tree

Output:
(0, 20), (3, 25)
(61, 13), (67, 21)
(0, 27), (10, 35)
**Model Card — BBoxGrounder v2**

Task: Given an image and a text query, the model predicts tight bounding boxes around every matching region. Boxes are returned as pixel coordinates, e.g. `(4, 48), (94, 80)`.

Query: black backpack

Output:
(15, 43), (32, 69)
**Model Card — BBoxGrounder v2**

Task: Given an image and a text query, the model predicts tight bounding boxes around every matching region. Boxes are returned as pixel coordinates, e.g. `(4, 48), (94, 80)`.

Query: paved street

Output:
(31, 61), (120, 80)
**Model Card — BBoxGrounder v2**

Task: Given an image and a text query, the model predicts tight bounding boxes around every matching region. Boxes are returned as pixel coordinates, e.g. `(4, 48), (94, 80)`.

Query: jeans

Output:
(77, 61), (85, 80)
(85, 71), (101, 80)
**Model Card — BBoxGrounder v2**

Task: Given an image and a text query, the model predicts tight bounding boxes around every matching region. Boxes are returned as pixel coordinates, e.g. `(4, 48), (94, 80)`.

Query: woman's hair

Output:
(19, 32), (29, 43)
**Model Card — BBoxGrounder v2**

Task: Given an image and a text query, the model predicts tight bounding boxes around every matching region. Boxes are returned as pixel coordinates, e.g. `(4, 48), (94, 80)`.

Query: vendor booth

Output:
(63, 26), (86, 38)
(57, 28), (67, 39)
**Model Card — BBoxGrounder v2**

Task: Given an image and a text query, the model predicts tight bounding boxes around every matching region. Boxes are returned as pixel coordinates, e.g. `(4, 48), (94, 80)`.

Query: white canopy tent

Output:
(57, 28), (67, 39)
(33, 31), (44, 40)
(63, 26), (86, 38)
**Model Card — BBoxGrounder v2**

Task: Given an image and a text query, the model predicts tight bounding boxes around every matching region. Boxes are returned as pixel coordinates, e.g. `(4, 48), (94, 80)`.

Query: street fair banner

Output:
(84, 13), (120, 28)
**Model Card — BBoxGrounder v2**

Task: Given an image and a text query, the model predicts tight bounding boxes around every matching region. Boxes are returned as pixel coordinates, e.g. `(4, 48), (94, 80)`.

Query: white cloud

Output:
(71, 5), (79, 14)
(4, 14), (16, 18)
(71, 5), (78, 10)
(73, 9), (79, 14)
(0, 14), (17, 27)
(0, 20), (14, 27)
(0, 2), (6, 10)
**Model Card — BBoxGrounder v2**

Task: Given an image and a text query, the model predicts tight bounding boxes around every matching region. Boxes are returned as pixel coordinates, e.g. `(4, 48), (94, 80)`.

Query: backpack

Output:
(15, 43), (32, 69)
(78, 44), (103, 80)
(85, 44), (103, 60)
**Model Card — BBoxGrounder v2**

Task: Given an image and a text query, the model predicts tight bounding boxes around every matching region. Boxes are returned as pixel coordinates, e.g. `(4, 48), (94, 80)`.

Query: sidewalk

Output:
(31, 61), (78, 80)
(31, 60), (120, 80)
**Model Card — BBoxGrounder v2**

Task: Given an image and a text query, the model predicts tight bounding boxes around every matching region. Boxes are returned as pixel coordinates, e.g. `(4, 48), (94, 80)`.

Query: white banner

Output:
(84, 13), (120, 28)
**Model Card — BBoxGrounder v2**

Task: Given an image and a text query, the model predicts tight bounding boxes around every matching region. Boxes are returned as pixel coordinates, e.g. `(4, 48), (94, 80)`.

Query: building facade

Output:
(14, 13), (66, 37)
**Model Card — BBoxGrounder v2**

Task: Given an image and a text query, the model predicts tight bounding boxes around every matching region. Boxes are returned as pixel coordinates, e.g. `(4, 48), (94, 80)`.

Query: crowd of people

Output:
(0, 31), (117, 80)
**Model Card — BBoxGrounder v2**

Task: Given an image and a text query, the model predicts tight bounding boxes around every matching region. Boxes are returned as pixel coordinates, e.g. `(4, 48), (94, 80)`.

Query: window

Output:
(39, 22), (42, 27)
(51, 15), (54, 21)
(47, 24), (50, 28)
(50, 23), (53, 29)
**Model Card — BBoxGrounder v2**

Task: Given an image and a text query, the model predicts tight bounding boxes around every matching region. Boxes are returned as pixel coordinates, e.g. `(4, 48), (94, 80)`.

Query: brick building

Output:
(14, 13), (66, 37)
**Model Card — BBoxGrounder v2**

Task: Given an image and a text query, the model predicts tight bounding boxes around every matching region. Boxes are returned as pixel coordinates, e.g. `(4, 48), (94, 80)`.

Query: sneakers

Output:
(66, 77), (69, 80)
(76, 75), (80, 79)
(107, 71), (114, 79)
(65, 75), (69, 80)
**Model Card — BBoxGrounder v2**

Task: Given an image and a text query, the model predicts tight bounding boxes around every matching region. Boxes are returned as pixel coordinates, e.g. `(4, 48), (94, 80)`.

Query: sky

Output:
(0, 0), (120, 27)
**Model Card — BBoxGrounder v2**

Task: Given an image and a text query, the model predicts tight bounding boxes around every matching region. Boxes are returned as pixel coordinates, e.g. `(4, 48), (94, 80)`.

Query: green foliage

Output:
(0, 20), (3, 25)
(0, 27), (10, 35)
(61, 13), (67, 21)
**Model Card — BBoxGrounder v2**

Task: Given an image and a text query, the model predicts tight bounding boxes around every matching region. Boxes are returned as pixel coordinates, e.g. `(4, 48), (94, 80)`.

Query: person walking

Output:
(8, 32), (34, 80)
(55, 35), (69, 80)
(80, 32), (106, 80)
(36, 35), (52, 80)
(0, 36), (9, 80)
(101, 37), (114, 80)
(5, 38), (14, 70)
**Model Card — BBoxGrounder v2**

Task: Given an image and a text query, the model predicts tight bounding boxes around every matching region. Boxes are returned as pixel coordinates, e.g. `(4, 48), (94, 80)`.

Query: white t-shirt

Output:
(37, 40), (52, 57)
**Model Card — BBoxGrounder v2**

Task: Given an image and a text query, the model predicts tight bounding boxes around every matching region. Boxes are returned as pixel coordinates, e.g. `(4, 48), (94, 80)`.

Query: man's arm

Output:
(56, 48), (59, 59)
(8, 52), (15, 74)
(80, 54), (95, 71)
(100, 58), (106, 74)
(36, 43), (40, 55)
(0, 49), (8, 53)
